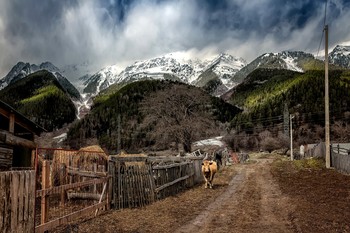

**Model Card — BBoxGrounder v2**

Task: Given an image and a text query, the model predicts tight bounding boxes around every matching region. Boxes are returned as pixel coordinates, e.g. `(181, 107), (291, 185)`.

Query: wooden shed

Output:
(0, 100), (46, 171)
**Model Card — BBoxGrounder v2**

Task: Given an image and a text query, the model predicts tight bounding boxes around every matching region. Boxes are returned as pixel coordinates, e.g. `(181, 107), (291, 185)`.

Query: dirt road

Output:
(70, 154), (350, 233)
(176, 158), (293, 233)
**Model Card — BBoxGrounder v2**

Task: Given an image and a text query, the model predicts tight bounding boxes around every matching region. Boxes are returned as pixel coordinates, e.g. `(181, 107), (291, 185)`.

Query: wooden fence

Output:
(153, 160), (194, 199)
(331, 145), (350, 174)
(0, 150), (207, 232)
(35, 148), (111, 233)
(109, 156), (203, 209)
(109, 156), (154, 209)
(304, 143), (350, 174)
(0, 170), (35, 233)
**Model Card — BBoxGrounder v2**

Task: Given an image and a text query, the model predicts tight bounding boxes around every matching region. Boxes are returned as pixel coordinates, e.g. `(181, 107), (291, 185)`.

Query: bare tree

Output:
(260, 136), (280, 153)
(141, 84), (218, 152)
(333, 121), (350, 142)
(258, 130), (280, 153)
(277, 131), (290, 154)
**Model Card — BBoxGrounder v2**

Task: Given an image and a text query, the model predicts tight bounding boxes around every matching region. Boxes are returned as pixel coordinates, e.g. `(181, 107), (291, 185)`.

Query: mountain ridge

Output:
(0, 70), (77, 131)
(1, 44), (349, 118)
(79, 52), (247, 97)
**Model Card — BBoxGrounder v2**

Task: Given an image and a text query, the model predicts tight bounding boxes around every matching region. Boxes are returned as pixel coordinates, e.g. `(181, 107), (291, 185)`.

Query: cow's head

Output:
(202, 160), (213, 173)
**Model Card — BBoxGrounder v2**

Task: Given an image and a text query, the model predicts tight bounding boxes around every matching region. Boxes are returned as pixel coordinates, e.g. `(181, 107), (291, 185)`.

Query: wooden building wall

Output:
(0, 144), (13, 171)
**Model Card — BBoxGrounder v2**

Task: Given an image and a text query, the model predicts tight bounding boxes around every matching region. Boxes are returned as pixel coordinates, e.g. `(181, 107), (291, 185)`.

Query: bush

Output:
(260, 136), (281, 153)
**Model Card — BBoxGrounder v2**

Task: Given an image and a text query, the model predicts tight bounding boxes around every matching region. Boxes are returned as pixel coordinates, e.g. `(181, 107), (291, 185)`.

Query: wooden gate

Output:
(0, 170), (35, 233)
(35, 148), (111, 233)
(109, 156), (155, 209)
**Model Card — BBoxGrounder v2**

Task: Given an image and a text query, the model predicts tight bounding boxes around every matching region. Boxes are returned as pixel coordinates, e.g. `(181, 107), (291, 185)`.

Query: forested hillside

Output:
(227, 68), (350, 151)
(66, 80), (241, 153)
(0, 70), (77, 131)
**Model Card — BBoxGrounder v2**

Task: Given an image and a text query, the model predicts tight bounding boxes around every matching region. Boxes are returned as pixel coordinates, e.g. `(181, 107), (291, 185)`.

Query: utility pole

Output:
(325, 24), (331, 168)
(290, 114), (294, 161)
(117, 114), (121, 153)
(284, 103), (290, 137)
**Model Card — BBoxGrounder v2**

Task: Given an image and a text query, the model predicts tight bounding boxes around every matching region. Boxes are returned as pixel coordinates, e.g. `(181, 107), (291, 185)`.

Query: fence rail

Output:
(0, 170), (35, 233)
(152, 160), (195, 200)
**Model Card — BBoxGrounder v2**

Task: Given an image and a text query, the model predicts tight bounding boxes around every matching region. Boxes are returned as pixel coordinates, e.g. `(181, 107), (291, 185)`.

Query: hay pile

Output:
(75, 145), (109, 170)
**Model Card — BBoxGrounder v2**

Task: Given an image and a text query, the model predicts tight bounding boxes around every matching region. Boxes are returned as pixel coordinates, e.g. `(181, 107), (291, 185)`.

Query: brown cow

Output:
(202, 160), (217, 189)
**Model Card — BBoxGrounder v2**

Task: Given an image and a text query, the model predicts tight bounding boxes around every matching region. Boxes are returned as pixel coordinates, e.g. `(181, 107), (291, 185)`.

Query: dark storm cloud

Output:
(0, 0), (350, 77)
(3, 0), (77, 38)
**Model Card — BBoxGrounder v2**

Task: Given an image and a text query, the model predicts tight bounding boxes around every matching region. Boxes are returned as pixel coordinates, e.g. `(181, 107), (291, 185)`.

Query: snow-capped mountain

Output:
(193, 53), (246, 90)
(233, 51), (315, 83)
(81, 65), (124, 95)
(211, 53), (247, 84)
(329, 45), (350, 68)
(0, 61), (61, 89)
(0, 61), (80, 99)
(0, 61), (90, 118)
(81, 52), (247, 97)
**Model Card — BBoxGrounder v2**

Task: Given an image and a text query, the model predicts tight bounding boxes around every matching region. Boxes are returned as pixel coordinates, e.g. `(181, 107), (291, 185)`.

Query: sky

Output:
(0, 0), (350, 78)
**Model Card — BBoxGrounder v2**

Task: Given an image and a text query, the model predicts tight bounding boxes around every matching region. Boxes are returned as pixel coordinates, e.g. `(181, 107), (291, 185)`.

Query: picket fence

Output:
(0, 170), (35, 233)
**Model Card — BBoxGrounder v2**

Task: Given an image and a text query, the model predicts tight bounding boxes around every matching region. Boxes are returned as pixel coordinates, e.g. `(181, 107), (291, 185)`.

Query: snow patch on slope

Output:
(193, 136), (224, 147)
(53, 133), (67, 143)
(282, 56), (303, 72)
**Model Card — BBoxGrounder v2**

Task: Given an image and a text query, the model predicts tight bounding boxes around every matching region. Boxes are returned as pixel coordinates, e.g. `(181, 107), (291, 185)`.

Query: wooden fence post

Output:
(60, 163), (66, 207)
(31, 150), (36, 168)
(93, 163), (97, 194)
(41, 160), (50, 225)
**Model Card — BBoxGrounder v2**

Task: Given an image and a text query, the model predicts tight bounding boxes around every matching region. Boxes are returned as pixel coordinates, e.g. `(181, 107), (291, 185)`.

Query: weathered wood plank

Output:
(0, 173), (5, 231)
(155, 175), (190, 193)
(18, 172), (25, 233)
(36, 177), (109, 197)
(35, 201), (107, 233)
(41, 161), (50, 225)
(95, 182), (107, 216)
(27, 171), (35, 233)
(0, 131), (36, 149)
(67, 192), (101, 200)
(152, 162), (191, 170)
(11, 172), (19, 232)
(67, 169), (108, 178)
(9, 113), (15, 133)
(23, 171), (30, 232)
(5, 172), (11, 233)
(0, 171), (35, 233)
(110, 156), (148, 162)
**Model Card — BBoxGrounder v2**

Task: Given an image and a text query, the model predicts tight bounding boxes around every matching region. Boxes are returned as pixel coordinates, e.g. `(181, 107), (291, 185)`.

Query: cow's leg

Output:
(209, 174), (215, 189)
(204, 177), (208, 188)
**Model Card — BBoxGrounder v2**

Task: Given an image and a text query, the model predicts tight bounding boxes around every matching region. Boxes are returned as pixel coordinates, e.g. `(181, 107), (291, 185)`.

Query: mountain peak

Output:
(329, 44), (350, 68)
(81, 52), (247, 96)
(233, 50), (315, 83)
(332, 44), (350, 56)
(39, 62), (60, 73)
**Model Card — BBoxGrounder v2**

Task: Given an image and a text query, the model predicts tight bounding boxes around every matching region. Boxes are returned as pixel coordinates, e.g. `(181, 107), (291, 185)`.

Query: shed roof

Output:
(0, 100), (47, 135)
